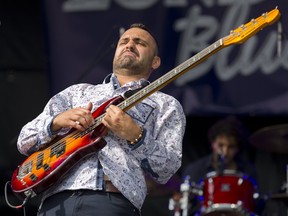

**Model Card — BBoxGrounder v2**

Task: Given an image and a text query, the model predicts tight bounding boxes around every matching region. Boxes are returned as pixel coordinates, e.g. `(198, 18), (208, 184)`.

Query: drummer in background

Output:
(181, 116), (262, 215)
(182, 116), (257, 182)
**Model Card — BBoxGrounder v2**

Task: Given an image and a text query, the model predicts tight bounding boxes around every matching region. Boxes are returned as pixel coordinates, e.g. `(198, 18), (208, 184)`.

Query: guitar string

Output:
(20, 116), (103, 173)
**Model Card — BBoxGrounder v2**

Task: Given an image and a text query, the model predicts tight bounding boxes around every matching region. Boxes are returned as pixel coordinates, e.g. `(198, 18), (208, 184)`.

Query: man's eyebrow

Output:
(119, 36), (148, 44)
(134, 37), (148, 44)
(119, 37), (129, 42)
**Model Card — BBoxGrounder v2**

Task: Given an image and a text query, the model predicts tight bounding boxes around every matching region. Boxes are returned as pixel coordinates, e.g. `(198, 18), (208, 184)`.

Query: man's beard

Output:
(113, 56), (145, 75)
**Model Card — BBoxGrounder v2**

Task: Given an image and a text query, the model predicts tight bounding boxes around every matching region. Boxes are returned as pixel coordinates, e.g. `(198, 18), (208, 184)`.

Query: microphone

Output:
(217, 150), (225, 175)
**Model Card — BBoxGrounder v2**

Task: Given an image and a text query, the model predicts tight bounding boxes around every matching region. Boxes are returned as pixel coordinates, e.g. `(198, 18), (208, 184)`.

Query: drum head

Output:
(204, 210), (249, 216)
(205, 170), (247, 178)
(202, 170), (258, 191)
(200, 170), (257, 215)
(202, 203), (251, 216)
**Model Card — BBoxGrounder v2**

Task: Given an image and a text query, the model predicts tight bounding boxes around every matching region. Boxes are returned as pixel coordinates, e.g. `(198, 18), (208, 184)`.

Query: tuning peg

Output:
(240, 24), (246, 30)
(262, 12), (267, 18)
(250, 18), (257, 25)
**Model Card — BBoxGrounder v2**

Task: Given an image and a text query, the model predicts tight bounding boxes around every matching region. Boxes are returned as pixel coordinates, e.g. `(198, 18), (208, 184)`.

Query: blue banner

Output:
(43, 0), (288, 115)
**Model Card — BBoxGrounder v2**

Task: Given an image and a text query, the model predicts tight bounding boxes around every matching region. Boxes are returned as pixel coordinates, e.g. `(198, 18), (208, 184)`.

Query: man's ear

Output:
(152, 56), (161, 70)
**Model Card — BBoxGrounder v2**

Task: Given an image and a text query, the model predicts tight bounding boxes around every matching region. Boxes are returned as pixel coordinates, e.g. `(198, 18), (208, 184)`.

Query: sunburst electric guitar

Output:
(10, 8), (280, 202)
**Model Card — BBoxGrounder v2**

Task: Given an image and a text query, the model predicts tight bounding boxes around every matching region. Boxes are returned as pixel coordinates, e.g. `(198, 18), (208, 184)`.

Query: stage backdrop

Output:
(42, 0), (288, 116)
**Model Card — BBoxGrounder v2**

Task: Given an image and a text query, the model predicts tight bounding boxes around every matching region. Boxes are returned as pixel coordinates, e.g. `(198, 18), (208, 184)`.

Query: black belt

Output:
(103, 174), (121, 193)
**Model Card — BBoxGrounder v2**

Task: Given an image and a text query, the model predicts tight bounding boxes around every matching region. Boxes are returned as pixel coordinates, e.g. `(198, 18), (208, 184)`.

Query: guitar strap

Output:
(123, 80), (150, 99)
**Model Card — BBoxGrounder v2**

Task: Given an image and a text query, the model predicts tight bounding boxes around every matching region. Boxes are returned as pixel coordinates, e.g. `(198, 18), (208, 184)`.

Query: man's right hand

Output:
(51, 102), (94, 132)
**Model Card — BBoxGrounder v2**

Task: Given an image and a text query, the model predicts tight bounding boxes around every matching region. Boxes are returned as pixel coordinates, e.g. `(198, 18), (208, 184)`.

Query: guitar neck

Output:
(117, 8), (281, 111)
(85, 39), (223, 135)
(119, 39), (224, 111)
(87, 4), (279, 133)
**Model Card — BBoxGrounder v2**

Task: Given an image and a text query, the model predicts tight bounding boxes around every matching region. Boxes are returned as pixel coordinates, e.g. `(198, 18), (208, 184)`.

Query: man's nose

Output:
(125, 40), (135, 49)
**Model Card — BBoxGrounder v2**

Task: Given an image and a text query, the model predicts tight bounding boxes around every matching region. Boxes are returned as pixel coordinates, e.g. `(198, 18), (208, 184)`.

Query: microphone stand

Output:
(217, 152), (225, 175)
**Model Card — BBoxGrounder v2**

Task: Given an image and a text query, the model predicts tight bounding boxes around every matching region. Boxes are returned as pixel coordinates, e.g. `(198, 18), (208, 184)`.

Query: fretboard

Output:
(119, 39), (223, 111)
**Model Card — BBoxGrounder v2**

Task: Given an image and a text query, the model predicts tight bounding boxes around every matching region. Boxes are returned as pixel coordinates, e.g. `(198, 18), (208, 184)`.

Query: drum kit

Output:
(169, 124), (288, 216)
(169, 170), (259, 216)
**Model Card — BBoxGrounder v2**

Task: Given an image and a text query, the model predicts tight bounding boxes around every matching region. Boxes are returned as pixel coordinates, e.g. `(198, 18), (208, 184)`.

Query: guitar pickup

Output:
(29, 173), (38, 182)
(50, 143), (66, 158)
(36, 152), (44, 170)
(43, 164), (50, 172)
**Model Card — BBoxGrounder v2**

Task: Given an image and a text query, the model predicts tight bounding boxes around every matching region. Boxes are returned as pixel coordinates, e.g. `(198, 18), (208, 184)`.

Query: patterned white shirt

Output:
(17, 74), (186, 210)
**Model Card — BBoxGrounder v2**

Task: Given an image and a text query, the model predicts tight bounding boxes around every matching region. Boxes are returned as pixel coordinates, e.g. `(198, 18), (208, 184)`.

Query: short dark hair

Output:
(126, 23), (159, 56)
(208, 116), (249, 150)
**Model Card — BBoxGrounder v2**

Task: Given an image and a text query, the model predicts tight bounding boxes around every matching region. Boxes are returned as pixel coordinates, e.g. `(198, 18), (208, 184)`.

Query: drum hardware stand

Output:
(169, 176), (203, 216)
(286, 164), (288, 194)
(278, 164), (288, 195)
(169, 176), (191, 216)
(180, 176), (191, 216)
(168, 196), (182, 216)
(287, 164), (288, 216)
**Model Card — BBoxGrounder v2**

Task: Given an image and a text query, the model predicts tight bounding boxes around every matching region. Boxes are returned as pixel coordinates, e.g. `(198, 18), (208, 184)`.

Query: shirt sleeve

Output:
(129, 95), (186, 184)
(17, 87), (74, 156)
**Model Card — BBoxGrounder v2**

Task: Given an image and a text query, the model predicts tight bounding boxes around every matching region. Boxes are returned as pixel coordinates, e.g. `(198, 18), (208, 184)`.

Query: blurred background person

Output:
(183, 116), (257, 182)
(177, 116), (262, 216)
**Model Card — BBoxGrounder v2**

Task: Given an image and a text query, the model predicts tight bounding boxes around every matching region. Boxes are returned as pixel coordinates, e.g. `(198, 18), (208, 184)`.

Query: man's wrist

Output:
(128, 126), (143, 145)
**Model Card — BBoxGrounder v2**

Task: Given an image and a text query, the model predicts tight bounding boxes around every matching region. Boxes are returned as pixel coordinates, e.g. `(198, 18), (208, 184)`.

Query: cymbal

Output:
(250, 124), (288, 154)
(271, 193), (288, 200)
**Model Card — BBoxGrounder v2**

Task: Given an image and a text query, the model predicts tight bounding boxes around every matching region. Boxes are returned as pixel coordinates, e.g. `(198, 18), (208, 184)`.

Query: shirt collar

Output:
(108, 73), (150, 91)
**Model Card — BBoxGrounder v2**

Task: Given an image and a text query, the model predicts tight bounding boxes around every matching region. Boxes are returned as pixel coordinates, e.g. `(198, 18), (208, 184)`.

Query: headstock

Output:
(223, 7), (281, 46)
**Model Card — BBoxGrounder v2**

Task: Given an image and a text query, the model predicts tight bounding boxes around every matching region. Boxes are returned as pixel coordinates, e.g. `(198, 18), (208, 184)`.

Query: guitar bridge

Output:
(18, 161), (33, 178)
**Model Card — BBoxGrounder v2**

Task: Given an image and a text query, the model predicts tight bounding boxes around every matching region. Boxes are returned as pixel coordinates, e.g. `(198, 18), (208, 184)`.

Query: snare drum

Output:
(200, 170), (257, 216)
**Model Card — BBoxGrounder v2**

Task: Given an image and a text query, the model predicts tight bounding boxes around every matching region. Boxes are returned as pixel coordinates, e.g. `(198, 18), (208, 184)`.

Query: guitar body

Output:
(11, 95), (124, 199)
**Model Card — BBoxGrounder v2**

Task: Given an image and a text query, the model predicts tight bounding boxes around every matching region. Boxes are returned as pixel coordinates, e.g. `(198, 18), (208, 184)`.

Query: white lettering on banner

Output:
(62, 0), (112, 11)
(174, 0), (288, 86)
(114, 0), (157, 9)
(164, 0), (188, 7)
(216, 33), (287, 81)
(174, 5), (218, 84)
(61, 0), (287, 86)
(62, 0), (187, 12)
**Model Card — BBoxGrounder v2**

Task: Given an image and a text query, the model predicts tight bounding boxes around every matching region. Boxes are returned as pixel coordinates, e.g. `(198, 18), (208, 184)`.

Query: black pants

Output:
(37, 190), (140, 216)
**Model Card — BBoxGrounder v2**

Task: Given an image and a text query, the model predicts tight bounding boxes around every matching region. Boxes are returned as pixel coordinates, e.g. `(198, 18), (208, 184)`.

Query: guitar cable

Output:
(4, 181), (31, 216)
